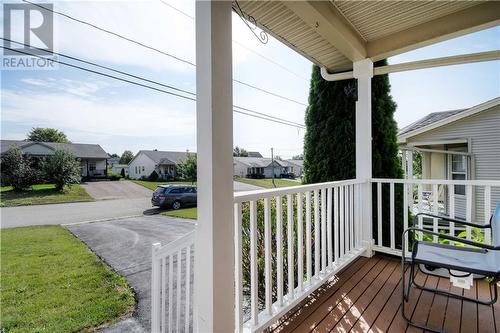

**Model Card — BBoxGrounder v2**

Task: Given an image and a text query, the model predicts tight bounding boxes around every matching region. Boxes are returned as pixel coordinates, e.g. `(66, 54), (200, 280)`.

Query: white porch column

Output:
(353, 59), (374, 257)
(194, 1), (234, 332)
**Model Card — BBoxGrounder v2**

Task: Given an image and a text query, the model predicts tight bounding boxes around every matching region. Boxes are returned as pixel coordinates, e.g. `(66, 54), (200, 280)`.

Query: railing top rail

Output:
(372, 178), (500, 186)
(233, 178), (368, 202)
(153, 231), (196, 257)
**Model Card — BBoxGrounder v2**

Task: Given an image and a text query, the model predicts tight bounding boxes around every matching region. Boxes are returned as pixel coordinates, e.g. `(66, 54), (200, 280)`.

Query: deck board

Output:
(268, 254), (498, 333)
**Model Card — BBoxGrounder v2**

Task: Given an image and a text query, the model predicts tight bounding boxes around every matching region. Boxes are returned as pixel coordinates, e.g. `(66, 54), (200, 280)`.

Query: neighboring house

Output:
(107, 155), (120, 167)
(111, 164), (129, 177)
(397, 97), (500, 221)
(233, 157), (297, 178)
(247, 151), (263, 158)
(287, 159), (304, 177)
(0, 140), (109, 179)
(128, 150), (193, 179)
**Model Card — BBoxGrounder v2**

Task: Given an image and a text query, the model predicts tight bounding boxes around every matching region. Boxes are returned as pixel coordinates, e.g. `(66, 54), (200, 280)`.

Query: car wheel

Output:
(172, 201), (182, 210)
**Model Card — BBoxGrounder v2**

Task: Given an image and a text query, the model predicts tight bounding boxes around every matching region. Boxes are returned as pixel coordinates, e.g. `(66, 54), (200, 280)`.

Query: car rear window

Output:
(154, 187), (166, 194)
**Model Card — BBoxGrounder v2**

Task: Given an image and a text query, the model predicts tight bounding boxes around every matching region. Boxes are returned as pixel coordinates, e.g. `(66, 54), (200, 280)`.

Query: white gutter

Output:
(321, 50), (500, 82)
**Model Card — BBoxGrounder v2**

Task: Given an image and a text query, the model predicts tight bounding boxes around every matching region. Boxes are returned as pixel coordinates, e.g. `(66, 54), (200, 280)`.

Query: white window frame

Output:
(447, 146), (468, 196)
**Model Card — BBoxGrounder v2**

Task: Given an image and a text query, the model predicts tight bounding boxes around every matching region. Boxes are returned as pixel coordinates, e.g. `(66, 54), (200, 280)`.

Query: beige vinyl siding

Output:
(407, 104), (500, 223)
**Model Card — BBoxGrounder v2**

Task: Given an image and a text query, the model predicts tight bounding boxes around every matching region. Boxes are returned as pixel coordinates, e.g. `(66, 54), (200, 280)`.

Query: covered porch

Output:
(152, 1), (500, 332)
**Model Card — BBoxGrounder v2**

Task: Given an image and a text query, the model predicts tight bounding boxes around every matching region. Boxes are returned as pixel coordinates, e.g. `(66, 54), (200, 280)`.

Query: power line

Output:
(3, 38), (305, 128)
(2, 37), (196, 97)
(23, 0), (307, 107)
(3, 46), (305, 129)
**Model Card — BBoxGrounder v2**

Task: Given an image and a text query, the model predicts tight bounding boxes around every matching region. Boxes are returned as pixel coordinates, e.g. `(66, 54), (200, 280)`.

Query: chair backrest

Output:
(492, 201), (500, 247)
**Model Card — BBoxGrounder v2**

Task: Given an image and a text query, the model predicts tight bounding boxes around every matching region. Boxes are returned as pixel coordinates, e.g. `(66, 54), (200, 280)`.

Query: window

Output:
(451, 154), (467, 195)
(169, 188), (182, 194)
(89, 162), (96, 171)
(142, 166), (145, 172)
(135, 166), (137, 173)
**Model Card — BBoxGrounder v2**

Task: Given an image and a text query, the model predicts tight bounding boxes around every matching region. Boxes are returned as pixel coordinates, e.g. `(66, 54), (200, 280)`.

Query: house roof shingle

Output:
(397, 109), (467, 137)
(0, 140), (109, 159)
(139, 150), (194, 165)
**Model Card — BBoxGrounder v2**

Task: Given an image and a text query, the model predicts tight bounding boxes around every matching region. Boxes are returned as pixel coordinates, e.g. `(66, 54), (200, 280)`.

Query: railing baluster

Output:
(264, 198), (272, 315)
(432, 184), (438, 243)
(339, 186), (345, 257)
(333, 186), (339, 262)
(449, 184), (455, 245)
(417, 184), (423, 241)
(276, 196), (283, 307)
(305, 192), (312, 285)
(176, 250), (181, 331)
(297, 192), (304, 292)
(349, 185), (354, 251)
(390, 182), (395, 249)
(321, 188), (327, 272)
(314, 190), (320, 277)
(185, 245), (191, 333)
(250, 200), (258, 326)
(484, 186), (491, 244)
(161, 256), (167, 333)
(168, 254), (173, 333)
(151, 244), (161, 333)
(287, 194), (294, 299)
(377, 182), (382, 246)
(327, 187), (333, 268)
(466, 185), (472, 240)
(403, 183), (408, 254)
(234, 203), (243, 332)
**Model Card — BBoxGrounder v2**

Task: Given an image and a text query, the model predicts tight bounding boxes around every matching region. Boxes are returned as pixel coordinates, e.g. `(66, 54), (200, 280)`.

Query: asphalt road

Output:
(1, 181), (262, 229)
(67, 215), (196, 332)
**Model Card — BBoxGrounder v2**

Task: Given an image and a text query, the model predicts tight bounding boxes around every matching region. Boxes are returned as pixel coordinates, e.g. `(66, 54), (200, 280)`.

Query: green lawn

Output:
(0, 226), (135, 333)
(164, 207), (197, 219)
(0, 184), (93, 207)
(131, 180), (195, 191)
(235, 177), (301, 189)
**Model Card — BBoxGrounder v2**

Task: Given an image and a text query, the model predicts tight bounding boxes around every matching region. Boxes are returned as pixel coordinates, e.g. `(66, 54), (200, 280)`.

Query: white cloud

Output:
(21, 77), (109, 97)
(1, 89), (196, 140)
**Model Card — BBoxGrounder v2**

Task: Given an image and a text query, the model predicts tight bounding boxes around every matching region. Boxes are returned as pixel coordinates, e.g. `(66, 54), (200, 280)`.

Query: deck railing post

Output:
(353, 58), (374, 257)
(194, 1), (234, 331)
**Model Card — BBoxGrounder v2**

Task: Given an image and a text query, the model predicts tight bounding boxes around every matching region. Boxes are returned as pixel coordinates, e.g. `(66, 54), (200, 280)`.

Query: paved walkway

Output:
(81, 180), (151, 200)
(67, 215), (196, 332)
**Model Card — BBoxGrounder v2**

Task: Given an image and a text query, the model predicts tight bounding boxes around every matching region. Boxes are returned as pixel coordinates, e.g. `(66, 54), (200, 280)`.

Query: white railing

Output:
(233, 179), (368, 333)
(151, 231), (195, 333)
(372, 178), (500, 256)
(151, 177), (499, 333)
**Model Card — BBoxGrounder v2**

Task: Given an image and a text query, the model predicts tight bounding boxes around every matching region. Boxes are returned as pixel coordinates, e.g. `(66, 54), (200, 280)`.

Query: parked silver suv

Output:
(151, 185), (197, 209)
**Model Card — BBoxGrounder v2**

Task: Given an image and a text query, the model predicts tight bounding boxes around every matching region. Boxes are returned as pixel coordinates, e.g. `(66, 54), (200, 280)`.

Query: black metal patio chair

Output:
(401, 201), (500, 333)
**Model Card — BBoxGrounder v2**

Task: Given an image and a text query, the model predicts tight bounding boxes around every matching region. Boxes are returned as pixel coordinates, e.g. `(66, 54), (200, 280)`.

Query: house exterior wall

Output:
(111, 164), (129, 176)
(233, 160), (248, 177)
(407, 105), (500, 222)
(129, 153), (157, 179)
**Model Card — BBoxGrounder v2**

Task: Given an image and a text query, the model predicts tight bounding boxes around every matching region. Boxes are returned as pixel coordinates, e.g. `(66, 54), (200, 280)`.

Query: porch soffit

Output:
(238, 1), (500, 72)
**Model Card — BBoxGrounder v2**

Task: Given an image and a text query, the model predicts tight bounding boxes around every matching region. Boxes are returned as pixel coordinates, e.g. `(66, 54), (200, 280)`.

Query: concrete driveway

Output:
(67, 215), (196, 332)
(81, 180), (152, 200)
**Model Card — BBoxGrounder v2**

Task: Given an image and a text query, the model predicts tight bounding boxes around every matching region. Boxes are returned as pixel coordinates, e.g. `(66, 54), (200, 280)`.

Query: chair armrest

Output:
(414, 213), (491, 229)
(403, 227), (498, 251)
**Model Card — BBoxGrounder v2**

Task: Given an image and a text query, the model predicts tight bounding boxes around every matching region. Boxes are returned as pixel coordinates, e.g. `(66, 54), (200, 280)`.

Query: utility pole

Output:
(271, 147), (276, 188)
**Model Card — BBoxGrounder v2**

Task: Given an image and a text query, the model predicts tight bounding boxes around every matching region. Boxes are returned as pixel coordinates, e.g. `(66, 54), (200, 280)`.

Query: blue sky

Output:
(1, 1), (499, 159)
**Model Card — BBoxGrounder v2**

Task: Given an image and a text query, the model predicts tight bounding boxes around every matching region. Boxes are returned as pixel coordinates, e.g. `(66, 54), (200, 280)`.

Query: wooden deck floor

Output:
(267, 255), (499, 333)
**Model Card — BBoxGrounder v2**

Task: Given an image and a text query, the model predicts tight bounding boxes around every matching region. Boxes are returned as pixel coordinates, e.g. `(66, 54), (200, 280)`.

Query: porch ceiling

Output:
(238, 0), (500, 72)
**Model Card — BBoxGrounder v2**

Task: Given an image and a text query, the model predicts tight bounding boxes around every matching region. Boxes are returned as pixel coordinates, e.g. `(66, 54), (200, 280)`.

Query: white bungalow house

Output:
(0, 140), (109, 178)
(128, 150), (193, 179)
(398, 97), (500, 221)
(149, 2), (500, 333)
(233, 156), (296, 178)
